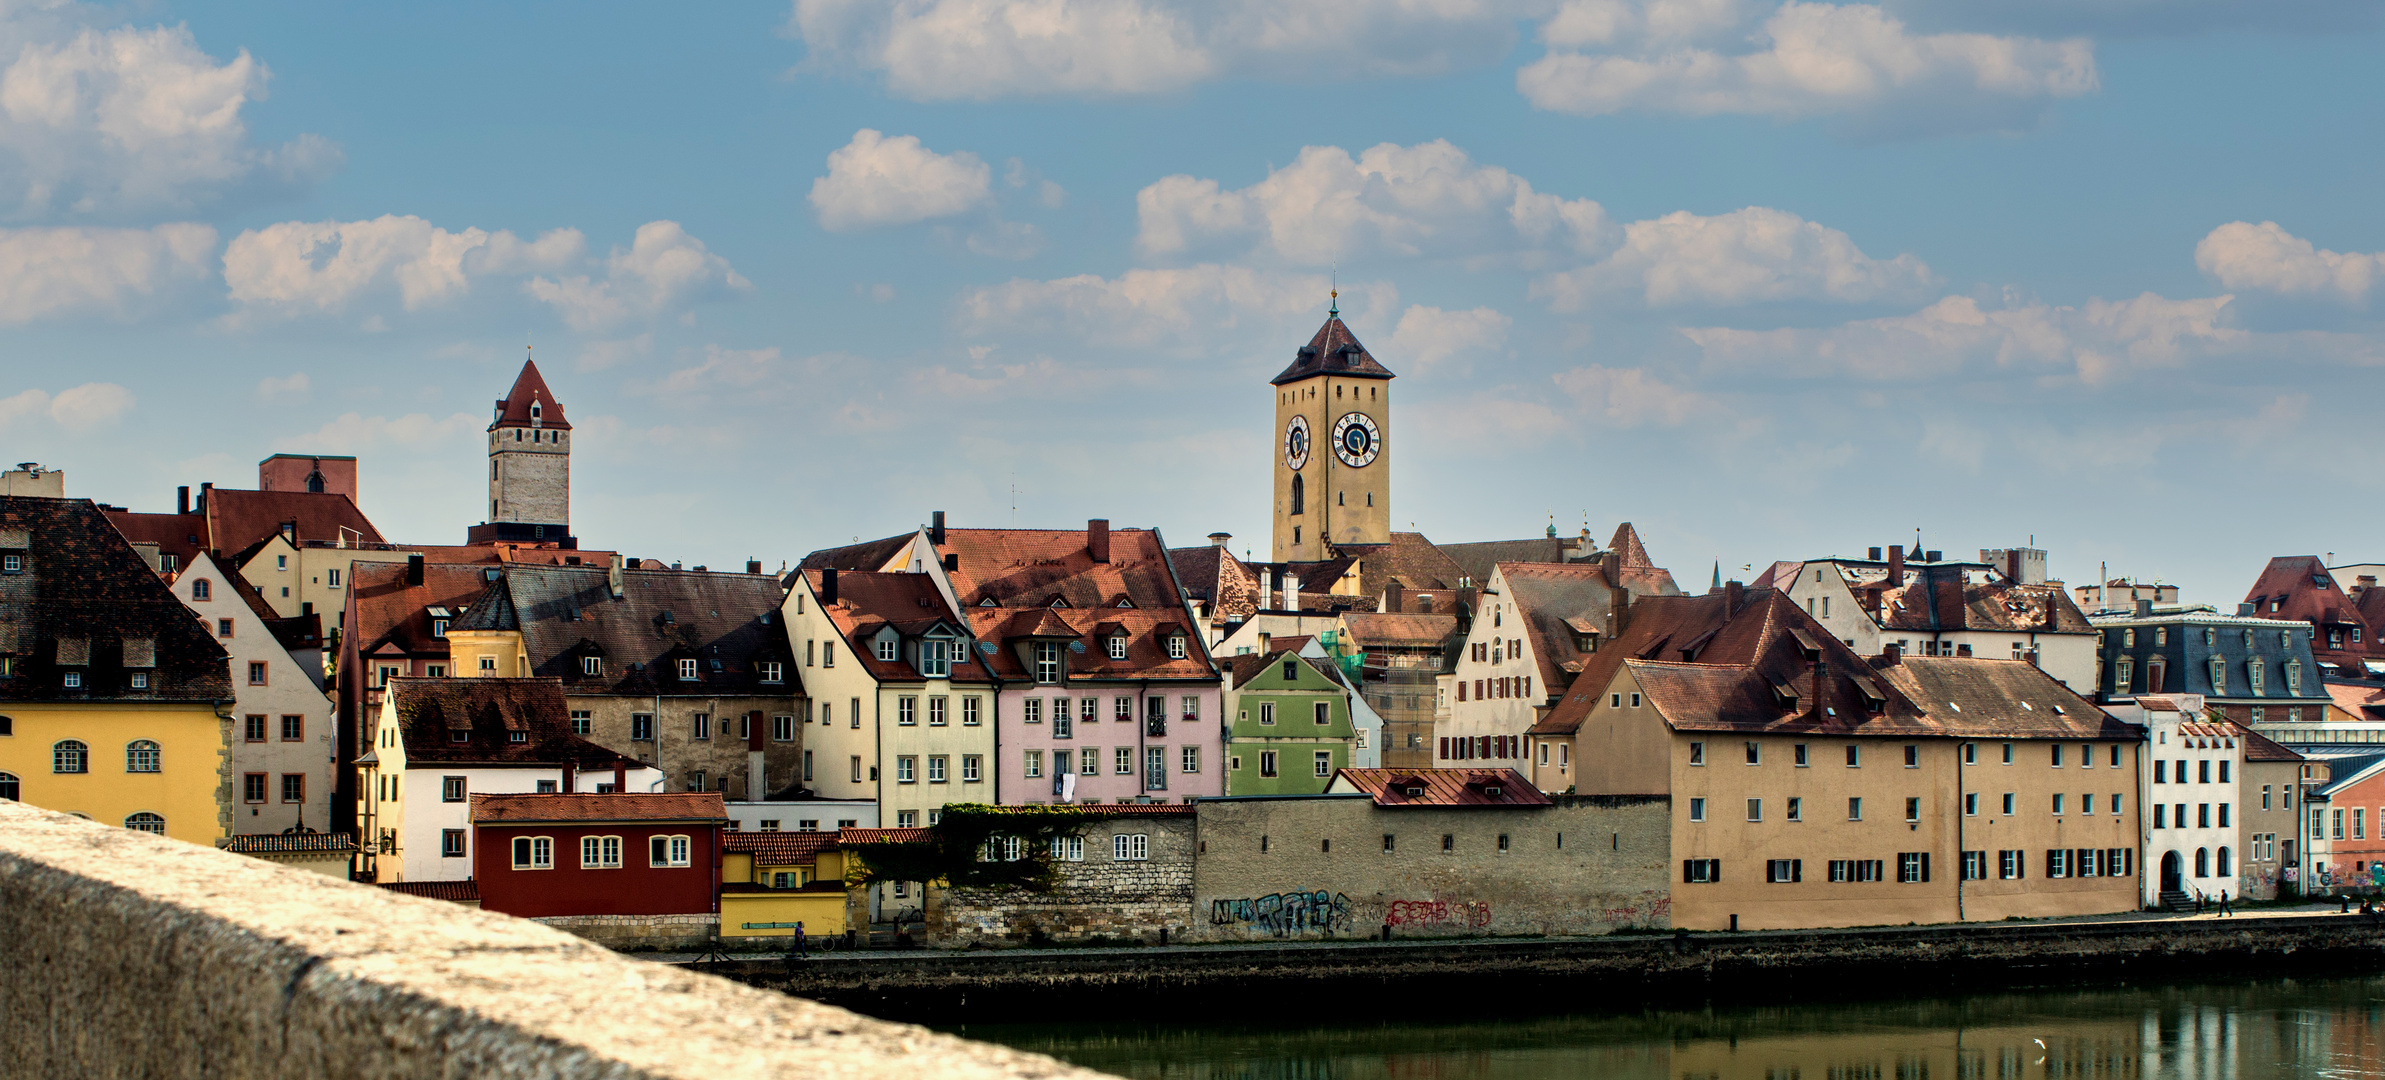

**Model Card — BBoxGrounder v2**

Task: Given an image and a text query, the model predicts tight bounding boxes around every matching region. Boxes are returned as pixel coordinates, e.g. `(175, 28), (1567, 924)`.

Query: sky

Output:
(2, 0), (2381, 603)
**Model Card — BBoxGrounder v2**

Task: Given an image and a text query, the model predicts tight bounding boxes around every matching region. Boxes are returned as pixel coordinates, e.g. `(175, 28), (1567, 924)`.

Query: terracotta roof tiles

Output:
(470, 792), (725, 823)
(1331, 768), (1550, 807)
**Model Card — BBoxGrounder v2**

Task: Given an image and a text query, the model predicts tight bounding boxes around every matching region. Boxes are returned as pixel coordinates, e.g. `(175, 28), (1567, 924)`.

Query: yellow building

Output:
(720, 831), (849, 939)
(1271, 303), (1394, 563)
(0, 497), (235, 845)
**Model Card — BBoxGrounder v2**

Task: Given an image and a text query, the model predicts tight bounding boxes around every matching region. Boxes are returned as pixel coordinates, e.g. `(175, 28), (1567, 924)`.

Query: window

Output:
(62, 671), (80, 688)
(578, 836), (624, 869)
(922, 639), (950, 677)
(281, 774), (304, 803)
(1848, 797), (1863, 821)
(1795, 744), (1809, 767)
(962, 755), (982, 782)
(822, 642), (835, 668)
(676, 658), (698, 681)
(570, 710), (592, 735)
(1964, 793), (1978, 816)
(1116, 747), (1135, 774)
(964, 696), (982, 725)
(1113, 833), (1150, 861)
(216, 618), (234, 638)
(1314, 750), (1333, 778)
(1024, 751), (1043, 778)
(440, 830), (467, 858)
(2003, 792), (2016, 815)
(1746, 741), (1761, 765)
(441, 776), (467, 802)
(511, 837), (553, 869)
(898, 697), (917, 726)
(1107, 635), (1127, 660)
(191, 578), (209, 599)
(1260, 702), (1276, 726)
(243, 715), (266, 743)
(1904, 745), (1918, 768)
(1688, 797), (1706, 822)
(928, 755), (948, 783)
(243, 773), (266, 803)
(124, 813), (165, 834)
(1962, 851), (1987, 880)
(1747, 798), (1763, 822)
(1033, 642), (1060, 684)
(1260, 751), (1279, 777)
(1314, 701), (1330, 726)
(119, 739), (161, 773)
(52, 740), (85, 773)
(1899, 852), (1929, 883)
(1904, 796), (1920, 822)
(929, 697), (949, 727)
(1787, 797), (1802, 821)
(896, 756), (917, 783)
(691, 713), (710, 740)
(1181, 746), (1200, 773)
(1766, 859), (1802, 883)
(1683, 859), (1721, 883)
(247, 662), (267, 685)
(649, 835), (692, 867)
(1998, 850), (2022, 880)
(1689, 742), (1704, 765)
(1846, 745), (1860, 768)
(2219, 760), (2231, 784)
(1051, 835), (1085, 861)
(2154, 760), (2166, 783)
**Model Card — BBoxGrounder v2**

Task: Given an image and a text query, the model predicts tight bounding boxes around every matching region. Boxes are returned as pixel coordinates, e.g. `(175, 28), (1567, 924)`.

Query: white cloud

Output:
(254, 372), (309, 402)
(223, 215), (579, 316)
(0, 382), (134, 431)
(645, 345), (783, 397)
(574, 333), (653, 373)
(790, 0), (1524, 101)
(1552, 364), (1713, 425)
(1681, 291), (2241, 383)
(0, 23), (339, 219)
(1136, 140), (1609, 265)
(525, 221), (749, 331)
(271, 411), (482, 454)
(1518, 1), (2097, 133)
(810, 129), (993, 231)
(1533, 206), (1933, 308)
(0, 222), (213, 322)
(960, 263), (1389, 347)
(2195, 221), (2379, 306)
(1388, 304), (1511, 373)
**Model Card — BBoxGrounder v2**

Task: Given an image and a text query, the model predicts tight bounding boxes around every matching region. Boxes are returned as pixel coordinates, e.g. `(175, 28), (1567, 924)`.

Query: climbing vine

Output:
(844, 803), (1114, 892)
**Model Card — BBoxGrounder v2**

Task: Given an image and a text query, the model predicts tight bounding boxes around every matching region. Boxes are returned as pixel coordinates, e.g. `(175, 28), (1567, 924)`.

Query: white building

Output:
(2121, 694), (2247, 907)
(170, 551), (336, 835)
(1752, 545), (2099, 692)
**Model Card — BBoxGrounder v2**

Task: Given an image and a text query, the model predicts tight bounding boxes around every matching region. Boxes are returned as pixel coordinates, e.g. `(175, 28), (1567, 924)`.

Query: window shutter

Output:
(1710, 860), (1718, 883)
(1920, 853), (1930, 883)
(1792, 859), (1802, 883)
(2044, 850), (2055, 878)
(1684, 860), (1694, 883)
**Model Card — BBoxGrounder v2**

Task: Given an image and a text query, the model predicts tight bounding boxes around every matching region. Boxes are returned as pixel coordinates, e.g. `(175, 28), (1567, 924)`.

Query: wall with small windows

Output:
(170, 550), (334, 837)
(1188, 794), (1670, 941)
(0, 702), (227, 845)
(923, 810), (1198, 948)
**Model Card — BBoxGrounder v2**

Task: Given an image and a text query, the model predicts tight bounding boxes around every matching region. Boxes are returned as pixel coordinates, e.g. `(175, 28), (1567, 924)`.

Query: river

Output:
(955, 977), (2385, 1080)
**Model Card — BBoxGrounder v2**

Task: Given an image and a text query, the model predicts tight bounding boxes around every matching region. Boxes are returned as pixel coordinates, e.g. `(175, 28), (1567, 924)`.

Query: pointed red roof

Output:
(1271, 315), (1397, 385)
(491, 359), (570, 431)
(1608, 522), (1652, 567)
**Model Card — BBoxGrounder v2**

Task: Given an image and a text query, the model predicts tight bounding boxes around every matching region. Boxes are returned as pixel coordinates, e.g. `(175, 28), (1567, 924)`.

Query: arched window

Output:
(2194, 847), (2209, 878)
(191, 578), (210, 600)
(123, 812), (164, 834)
(2217, 846), (2233, 876)
(125, 740), (161, 773)
(1289, 474), (1304, 516)
(52, 740), (86, 774)
(0, 772), (17, 800)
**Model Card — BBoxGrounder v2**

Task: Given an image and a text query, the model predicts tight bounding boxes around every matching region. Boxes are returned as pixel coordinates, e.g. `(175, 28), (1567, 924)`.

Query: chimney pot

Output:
(1088, 519), (1110, 564)
(1882, 641), (1901, 664)
(1725, 580), (1743, 615)
(1208, 532), (1232, 549)
(746, 559), (762, 575)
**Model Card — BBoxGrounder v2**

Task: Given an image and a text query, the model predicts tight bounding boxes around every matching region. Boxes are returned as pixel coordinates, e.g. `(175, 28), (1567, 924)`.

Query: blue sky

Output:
(4, 0), (2381, 601)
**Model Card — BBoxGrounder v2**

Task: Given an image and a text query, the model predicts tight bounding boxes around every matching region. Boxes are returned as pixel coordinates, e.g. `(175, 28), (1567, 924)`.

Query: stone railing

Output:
(0, 801), (1107, 1080)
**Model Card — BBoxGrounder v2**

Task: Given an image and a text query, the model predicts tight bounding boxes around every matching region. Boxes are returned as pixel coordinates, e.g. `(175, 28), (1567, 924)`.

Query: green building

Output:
(1224, 648), (1355, 795)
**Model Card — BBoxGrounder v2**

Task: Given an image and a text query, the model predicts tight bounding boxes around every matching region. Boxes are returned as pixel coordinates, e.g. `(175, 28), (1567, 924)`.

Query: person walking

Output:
(2218, 890), (2232, 917)
(794, 921), (808, 960)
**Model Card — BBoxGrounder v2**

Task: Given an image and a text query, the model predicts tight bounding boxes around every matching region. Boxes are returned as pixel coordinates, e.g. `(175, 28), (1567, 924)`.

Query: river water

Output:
(958, 978), (2385, 1080)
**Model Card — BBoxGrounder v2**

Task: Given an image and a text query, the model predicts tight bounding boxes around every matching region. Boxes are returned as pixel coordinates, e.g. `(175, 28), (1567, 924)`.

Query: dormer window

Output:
(431, 619), (449, 638)
(582, 656), (603, 677)
(1107, 635), (1127, 660)
(1167, 635), (1187, 660)
(678, 658), (698, 680)
(759, 661), (782, 684)
(509, 731), (528, 743)
(921, 639), (950, 677)
(1483, 785), (1502, 798)
(450, 730), (470, 743)
(1033, 642), (1061, 684)
(875, 637), (896, 662)
(1404, 785), (1424, 797)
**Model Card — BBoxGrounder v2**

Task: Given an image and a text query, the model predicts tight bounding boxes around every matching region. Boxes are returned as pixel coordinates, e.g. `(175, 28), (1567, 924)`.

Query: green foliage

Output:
(845, 803), (1113, 893)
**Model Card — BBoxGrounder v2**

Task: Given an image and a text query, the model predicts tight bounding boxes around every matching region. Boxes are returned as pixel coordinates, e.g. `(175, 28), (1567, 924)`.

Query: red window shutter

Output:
(1439, 737), (1448, 759)
(1524, 676), (1533, 698)
(1458, 682), (1467, 702)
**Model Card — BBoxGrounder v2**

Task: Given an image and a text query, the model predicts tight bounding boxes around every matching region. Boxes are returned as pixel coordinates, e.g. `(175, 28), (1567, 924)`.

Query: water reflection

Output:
(958, 979), (2385, 1080)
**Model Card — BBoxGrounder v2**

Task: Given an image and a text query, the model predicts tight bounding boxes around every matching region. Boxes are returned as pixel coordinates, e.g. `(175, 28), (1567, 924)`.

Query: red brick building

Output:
(470, 793), (726, 919)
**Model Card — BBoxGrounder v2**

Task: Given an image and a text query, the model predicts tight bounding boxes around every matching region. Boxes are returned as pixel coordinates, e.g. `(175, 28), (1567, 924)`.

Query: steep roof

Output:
(1227, 648), (1339, 690)
(1270, 314), (1396, 385)
(725, 830), (841, 865)
(389, 676), (633, 766)
(470, 792), (725, 823)
(1330, 768), (1549, 807)
(1168, 544), (1227, 603)
(348, 560), (502, 662)
(490, 358), (570, 431)
(451, 579), (518, 632)
(1872, 564), (2092, 635)
(933, 524), (1217, 684)
(796, 533), (915, 574)
(1338, 612), (1458, 649)
(491, 565), (796, 697)
(0, 497), (232, 703)
(804, 569), (995, 685)
(106, 487), (387, 570)
(1500, 560), (1682, 693)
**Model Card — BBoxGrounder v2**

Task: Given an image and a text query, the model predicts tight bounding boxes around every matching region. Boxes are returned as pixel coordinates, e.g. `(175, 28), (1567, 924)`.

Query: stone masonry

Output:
(926, 814), (1197, 948)
(536, 913), (721, 952)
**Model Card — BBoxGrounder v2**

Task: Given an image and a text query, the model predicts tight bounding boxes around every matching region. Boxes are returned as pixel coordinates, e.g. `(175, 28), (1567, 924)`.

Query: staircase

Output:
(2158, 889), (2193, 912)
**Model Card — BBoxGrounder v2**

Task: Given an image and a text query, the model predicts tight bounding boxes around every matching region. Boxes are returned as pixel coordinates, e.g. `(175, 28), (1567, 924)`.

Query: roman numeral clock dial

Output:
(1331, 411), (1380, 468)
(1283, 415), (1310, 469)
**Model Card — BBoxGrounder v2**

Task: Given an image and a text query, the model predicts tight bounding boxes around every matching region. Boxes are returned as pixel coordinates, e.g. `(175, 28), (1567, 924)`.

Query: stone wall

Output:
(1188, 794), (1671, 941)
(0, 799), (1104, 1080)
(925, 815), (1196, 948)
(536, 912), (721, 951)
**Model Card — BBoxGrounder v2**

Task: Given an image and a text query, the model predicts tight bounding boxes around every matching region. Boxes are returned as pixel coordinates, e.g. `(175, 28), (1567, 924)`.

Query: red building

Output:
(471, 793), (726, 918)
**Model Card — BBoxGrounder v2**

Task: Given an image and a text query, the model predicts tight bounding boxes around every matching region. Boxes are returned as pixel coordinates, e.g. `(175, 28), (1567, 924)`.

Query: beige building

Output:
(170, 551), (335, 835)
(1559, 585), (2143, 930)
(1271, 306), (1392, 563)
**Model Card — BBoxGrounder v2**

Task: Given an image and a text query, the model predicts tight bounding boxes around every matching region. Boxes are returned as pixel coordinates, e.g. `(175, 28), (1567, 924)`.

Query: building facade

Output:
(1752, 545), (2098, 691)
(1224, 648), (1355, 796)
(2090, 603), (2334, 727)
(2128, 695), (2246, 906)
(171, 551), (334, 835)
(484, 357), (572, 541)
(470, 792), (725, 919)
(1272, 306), (1393, 563)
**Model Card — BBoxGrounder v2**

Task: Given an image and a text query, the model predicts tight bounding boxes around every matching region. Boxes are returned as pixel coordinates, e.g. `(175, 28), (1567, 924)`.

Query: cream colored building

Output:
(170, 551), (335, 835)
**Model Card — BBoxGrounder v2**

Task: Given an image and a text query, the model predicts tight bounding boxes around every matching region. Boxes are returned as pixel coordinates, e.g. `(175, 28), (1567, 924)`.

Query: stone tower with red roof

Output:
(1271, 298), (1394, 563)
(484, 356), (571, 540)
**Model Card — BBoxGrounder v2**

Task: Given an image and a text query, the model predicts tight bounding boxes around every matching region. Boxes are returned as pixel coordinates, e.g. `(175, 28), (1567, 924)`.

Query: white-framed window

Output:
(691, 713), (710, 740)
(648, 834), (692, 867)
(1767, 859), (1801, 883)
(1167, 635), (1187, 660)
(124, 740), (160, 773)
(1181, 746), (1200, 773)
(964, 696), (982, 725)
(1259, 702), (1276, 725)
(1051, 835), (1085, 861)
(1259, 751), (1279, 777)
(1034, 642), (1061, 683)
(1107, 635), (1127, 660)
(580, 835), (623, 869)
(759, 661), (783, 683)
(875, 637), (897, 662)
(898, 697), (917, 725)
(929, 696), (948, 726)
(512, 836), (554, 870)
(52, 740), (86, 774)
(962, 754), (983, 782)
(1113, 833), (1150, 861)
(923, 639), (950, 677)
(896, 755), (917, 783)
(927, 755), (948, 783)
(1314, 750), (1333, 777)
(1024, 750), (1043, 778)
(773, 714), (795, 741)
(678, 658), (698, 680)
(1688, 797), (1706, 822)
(1117, 747), (1135, 775)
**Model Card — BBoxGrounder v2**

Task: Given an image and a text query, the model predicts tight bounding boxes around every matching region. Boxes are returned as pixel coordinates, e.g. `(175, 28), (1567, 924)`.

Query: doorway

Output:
(2161, 850), (2184, 894)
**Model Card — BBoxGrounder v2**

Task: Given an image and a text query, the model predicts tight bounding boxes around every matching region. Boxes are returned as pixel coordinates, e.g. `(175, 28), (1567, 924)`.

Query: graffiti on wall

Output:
(1384, 899), (1491, 928)
(1209, 890), (1354, 936)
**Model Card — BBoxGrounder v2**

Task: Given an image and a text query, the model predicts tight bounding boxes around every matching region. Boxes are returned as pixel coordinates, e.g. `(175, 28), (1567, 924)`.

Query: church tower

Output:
(483, 355), (571, 542)
(1272, 298), (1394, 563)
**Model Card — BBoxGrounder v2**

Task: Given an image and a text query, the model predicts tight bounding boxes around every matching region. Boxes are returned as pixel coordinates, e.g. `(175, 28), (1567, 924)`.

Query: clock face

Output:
(1332, 411), (1380, 467)
(1283, 415), (1311, 470)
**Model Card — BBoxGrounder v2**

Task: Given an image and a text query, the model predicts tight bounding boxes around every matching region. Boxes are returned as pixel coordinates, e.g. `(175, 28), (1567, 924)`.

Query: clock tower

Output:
(1272, 297), (1394, 563)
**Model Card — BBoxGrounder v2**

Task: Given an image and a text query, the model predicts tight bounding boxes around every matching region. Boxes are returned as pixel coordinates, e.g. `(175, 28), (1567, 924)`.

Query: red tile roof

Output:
(1330, 768), (1550, 807)
(223, 832), (359, 855)
(379, 880), (479, 902)
(804, 569), (996, 684)
(725, 831), (840, 864)
(347, 560), (494, 663)
(390, 676), (634, 767)
(2235, 722), (2304, 762)
(491, 358), (570, 430)
(471, 792), (725, 823)
(1270, 314), (1396, 385)
(838, 827), (931, 845)
(1338, 612), (1459, 649)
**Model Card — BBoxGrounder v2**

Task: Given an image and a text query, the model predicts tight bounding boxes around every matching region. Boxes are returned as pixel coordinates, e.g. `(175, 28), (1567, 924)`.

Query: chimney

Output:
(1812, 658), (1828, 721)
(2237, 602), (2254, 616)
(1868, 546), (1882, 561)
(560, 760), (576, 793)
(746, 559), (762, 575)
(613, 760), (627, 794)
(405, 554), (424, 586)
(1926, 550), (1942, 563)
(197, 482), (211, 514)
(1881, 641), (1901, 664)
(1724, 580), (1743, 615)
(1208, 532), (1232, 549)
(2026, 648), (2040, 668)
(1088, 519), (1110, 564)
(746, 710), (767, 803)
(177, 486), (190, 515)
(2006, 550), (2021, 584)
(930, 511), (946, 546)
(821, 568), (839, 606)
(608, 552), (625, 598)
(2136, 599), (2153, 618)
(1385, 581), (1404, 614)
(1259, 568), (1274, 609)
(1887, 545), (1905, 589)
(1283, 573), (1298, 612)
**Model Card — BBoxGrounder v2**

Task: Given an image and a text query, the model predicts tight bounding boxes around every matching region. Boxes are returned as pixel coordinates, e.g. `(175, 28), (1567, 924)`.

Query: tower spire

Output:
(1329, 266), (1338, 317)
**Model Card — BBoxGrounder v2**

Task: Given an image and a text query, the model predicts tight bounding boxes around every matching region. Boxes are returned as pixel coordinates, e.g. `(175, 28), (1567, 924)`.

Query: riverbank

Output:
(675, 906), (2385, 1023)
